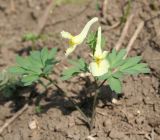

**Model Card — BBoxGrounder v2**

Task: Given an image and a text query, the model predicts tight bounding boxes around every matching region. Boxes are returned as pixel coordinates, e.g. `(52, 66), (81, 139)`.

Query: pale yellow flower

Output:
(89, 26), (110, 77)
(61, 17), (98, 56)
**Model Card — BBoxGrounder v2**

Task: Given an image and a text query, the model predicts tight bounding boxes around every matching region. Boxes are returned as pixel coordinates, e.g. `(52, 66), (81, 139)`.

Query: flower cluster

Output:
(61, 17), (110, 77)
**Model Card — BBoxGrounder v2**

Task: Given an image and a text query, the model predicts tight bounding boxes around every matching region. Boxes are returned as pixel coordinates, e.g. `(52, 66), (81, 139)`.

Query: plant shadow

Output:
(0, 77), (123, 128)
(0, 85), (37, 112)
(39, 78), (123, 119)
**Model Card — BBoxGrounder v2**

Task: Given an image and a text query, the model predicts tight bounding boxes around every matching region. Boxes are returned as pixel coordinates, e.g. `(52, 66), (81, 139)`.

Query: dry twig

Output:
(102, 0), (108, 20)
(45, 0), (91, 27)
(124, 21), (144, 58)
(115, 14), (134, 51)
(103, 22), (121, 31)
(35, 0), (55, 35)
(10, 0), (16, 12)
(27, 0), (33, 8)
(0, 104), (29, 135)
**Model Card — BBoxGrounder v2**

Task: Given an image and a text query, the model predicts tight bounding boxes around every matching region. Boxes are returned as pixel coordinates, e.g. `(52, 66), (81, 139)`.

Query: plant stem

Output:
(43, 76), (91, 127)
(54, 83), (91, 125)
(89, 79), (107, 131)
(43, 76), (108, 130)
(32, 41), (36, 50)
(39, 79), (47, 90)
(90, 82), (99, 131)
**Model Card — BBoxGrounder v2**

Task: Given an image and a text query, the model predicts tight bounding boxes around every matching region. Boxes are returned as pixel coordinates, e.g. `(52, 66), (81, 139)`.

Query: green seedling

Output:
(22, 33), (50, 50)
(22, 33), (40, 50)
(95, 0), (100, 11)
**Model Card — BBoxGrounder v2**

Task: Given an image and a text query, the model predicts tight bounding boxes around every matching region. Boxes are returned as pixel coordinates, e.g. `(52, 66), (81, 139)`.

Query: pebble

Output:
(109, 130), (125, 139)
(29, 120), (38, 130)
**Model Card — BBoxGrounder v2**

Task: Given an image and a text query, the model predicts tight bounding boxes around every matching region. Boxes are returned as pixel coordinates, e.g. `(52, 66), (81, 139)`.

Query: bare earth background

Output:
(0, 0), (160, 140)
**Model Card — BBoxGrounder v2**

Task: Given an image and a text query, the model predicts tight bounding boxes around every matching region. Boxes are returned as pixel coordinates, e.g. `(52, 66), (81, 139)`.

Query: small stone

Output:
(103, 119), (112, 130)
(28, 120), (38, 130)
(136, 110), (141, 115)
(109, 129), (125, 139)
(112, 98), (118, 104)
(87, 135), (96, 140)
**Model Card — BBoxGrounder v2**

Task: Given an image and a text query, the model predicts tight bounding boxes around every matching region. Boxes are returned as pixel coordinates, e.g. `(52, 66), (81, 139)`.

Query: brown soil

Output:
(0, 0), (160, 140)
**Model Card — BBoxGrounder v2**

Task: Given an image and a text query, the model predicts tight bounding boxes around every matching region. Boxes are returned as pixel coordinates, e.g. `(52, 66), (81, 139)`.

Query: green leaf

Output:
(120, 60), (150, 75)
(43, 65), (53, 74)
(110, 49), (126, 68)
(108, 77), (122, 93)
(61, 67), (80, 80)
(22, 75), (39, 85)
(69, 59), (85, 70)
(108, 49), (117, 65)
(22, 33), (39, 42)
(131, 63), (148, 70)
(16, 56), (42, 74)
(27, 66), (42, 75)
(16, 56), (30, 69)
(138, 68), (150, 73)
(28, 56), (43, 69)
(61, 74), (73, 80)
(61, 58), (88, 80)
(48, 48), (57, 59)
(62, 67), (80, 76)
(121, 69), (139, 75)
(35, 105), (43, 113)
(113, 71), (124, 79)
(122, 67), (150, 75)
(96, 1), (100, 11)
(86, 32), (97, 53)
(87, 32), (106, 53)
(98, 71), (112, 80)
(9, 66), (26, 74)
(41, 48), (49, 65)
(30, 51), (43, 67)
(119, 56), (142, 70)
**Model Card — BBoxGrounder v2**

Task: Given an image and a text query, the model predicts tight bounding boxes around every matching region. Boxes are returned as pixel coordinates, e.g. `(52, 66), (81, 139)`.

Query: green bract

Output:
(9, 48), (57, 86)
(87, 31), (106, 54)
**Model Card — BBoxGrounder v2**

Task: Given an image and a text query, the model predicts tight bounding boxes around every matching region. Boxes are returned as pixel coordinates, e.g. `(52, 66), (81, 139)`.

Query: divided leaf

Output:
(9, 66), (27, 74)
(22, 75), (39, 86)
(9, 48), (57, 86)
(119, 56), (142, 70)
(41, 48), (49, 65)
(108, 49), (126, 68)
(98, 48), (150, 94)
(48, 48), (57, 59)
(61, 58), (88, 80)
